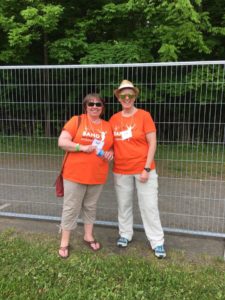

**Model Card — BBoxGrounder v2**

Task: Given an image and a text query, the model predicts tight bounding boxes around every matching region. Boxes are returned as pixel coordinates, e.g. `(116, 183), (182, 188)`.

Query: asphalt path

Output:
(0, 154), (225, 236)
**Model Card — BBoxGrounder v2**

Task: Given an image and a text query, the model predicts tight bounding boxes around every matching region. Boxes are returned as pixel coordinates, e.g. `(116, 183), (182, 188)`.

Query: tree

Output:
(0, 0), (64, 64)
(79, 0), (214, 63)
(0, 0), (224, 64)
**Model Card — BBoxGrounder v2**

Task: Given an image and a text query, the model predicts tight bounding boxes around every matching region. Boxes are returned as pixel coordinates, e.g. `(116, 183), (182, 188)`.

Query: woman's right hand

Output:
(80, 145), (96, 153)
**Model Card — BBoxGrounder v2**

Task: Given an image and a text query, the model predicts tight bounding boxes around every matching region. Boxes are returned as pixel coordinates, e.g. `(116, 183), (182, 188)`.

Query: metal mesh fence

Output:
(0, 62), (224, 237)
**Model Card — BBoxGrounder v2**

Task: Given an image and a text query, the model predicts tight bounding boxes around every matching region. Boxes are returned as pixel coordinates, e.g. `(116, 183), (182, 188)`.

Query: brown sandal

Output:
(84, 240), (102, 252)
(58, 245), (70, 259)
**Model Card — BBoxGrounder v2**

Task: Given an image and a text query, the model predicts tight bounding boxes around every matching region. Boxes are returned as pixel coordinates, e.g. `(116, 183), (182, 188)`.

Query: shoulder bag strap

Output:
(60, 115), (81, 174)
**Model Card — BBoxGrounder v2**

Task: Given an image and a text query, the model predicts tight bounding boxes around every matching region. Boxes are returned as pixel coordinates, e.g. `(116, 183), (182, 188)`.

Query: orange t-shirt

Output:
(109, 109), (156, 174)
(62, 114), (113, 184)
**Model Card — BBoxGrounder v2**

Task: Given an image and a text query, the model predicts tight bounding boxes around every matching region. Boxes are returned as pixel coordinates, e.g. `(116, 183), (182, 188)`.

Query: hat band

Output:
(118, 84), (135, 90)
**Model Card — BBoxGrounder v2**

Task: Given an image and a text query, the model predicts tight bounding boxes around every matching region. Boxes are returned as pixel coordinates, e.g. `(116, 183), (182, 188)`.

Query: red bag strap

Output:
(60, 115), (81, 174)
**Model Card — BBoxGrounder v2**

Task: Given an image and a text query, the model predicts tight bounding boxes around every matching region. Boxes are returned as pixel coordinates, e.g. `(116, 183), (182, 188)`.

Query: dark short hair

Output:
(82, 93), (105, 115)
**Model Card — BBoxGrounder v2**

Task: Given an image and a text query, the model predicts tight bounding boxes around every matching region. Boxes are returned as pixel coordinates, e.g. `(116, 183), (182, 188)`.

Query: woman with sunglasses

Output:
(58, 93), (113, 258)
(110, 80), (166, 259)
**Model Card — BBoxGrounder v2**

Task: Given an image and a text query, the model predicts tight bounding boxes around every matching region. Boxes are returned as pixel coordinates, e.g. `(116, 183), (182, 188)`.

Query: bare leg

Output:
(84, 223), (100, 250)
(59, 229), (71, 258)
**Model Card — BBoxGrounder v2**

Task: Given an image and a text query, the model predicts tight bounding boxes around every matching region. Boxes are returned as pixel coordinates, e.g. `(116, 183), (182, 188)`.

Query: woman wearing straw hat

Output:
(109, 80), (166, 258)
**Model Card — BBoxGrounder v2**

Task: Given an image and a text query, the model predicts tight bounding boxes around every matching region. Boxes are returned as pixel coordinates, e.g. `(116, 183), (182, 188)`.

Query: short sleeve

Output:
(63, 116), (79, 139)
(143, 111), (156, 134)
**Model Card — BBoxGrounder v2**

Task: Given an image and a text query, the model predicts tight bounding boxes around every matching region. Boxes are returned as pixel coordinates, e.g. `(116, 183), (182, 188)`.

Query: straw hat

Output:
(114, 80), (139, 98)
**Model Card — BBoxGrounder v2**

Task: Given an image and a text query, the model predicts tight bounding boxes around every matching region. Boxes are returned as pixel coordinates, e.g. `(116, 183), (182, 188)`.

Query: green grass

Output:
(156, 143), (225, 179)
(0, 229), (225, 300)
(0, 136), (224, 179)
(0, 136), (61, 155)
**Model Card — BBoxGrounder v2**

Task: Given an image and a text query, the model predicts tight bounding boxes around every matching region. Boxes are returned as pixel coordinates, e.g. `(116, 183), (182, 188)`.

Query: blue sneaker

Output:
(154, 245), (166, 259)
(117, 237), (131, 248)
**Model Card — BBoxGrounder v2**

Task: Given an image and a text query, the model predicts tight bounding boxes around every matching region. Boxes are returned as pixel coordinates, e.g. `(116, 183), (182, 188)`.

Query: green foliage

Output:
(146, 0), (211, 60)
(0, 0), (224, 141)
(21, 4), (63, 31)
(145, 65), (225, 103)
(49, 31), (87, 63)
(0, 1), (64, 64)
(80, 41), (150, 64)
(158, 44), (178, 61)
(0, 0), (224, 64)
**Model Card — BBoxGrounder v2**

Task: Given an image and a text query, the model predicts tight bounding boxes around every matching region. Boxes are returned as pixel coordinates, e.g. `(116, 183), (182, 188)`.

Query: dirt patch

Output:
(0, 217), (224, 262)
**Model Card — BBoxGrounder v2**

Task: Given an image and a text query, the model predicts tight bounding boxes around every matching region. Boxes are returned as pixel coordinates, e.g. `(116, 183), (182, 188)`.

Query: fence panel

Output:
(0, 62), (224, 237)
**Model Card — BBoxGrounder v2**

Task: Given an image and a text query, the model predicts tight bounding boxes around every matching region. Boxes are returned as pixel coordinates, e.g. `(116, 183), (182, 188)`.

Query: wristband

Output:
(75, 144), (80, 152)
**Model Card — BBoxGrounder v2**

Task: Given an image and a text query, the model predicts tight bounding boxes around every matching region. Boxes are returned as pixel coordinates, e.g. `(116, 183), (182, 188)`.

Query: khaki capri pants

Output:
(60, 179), (103, 231)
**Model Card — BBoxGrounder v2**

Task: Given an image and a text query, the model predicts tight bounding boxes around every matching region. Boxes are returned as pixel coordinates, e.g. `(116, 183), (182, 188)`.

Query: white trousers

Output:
(114, 170), (164, 249)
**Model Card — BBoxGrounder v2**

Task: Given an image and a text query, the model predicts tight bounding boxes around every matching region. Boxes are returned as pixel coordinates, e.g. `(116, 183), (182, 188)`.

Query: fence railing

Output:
(0, 61), (224, 238)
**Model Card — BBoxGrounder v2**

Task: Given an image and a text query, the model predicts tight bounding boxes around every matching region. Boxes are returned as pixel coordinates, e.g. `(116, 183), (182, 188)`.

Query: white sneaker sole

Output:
(155, 253), (166, 259)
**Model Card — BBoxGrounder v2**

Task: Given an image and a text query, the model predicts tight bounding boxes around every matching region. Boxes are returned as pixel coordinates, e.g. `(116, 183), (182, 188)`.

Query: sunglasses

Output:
(119, 94), (136, 100)
(87, 102), (103, 107)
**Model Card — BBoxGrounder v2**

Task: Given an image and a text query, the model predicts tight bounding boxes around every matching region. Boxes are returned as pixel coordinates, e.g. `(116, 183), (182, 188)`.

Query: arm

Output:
(139, 132), (157, 183)
(58, 130), (96, 153)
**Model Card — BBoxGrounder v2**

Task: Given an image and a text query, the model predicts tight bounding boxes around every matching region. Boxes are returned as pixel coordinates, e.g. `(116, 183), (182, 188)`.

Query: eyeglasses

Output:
(87, 102), (103, 107)
(119, 94), (136, 100)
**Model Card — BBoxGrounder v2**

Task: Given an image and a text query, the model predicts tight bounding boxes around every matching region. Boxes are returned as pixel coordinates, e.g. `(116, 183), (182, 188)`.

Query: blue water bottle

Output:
(96, 149), (104, 157)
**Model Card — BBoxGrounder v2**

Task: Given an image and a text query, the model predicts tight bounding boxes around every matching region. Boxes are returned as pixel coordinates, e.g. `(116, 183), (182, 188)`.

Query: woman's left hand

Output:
(139, 170), (149, 183)
(103, 150), (114, 161)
